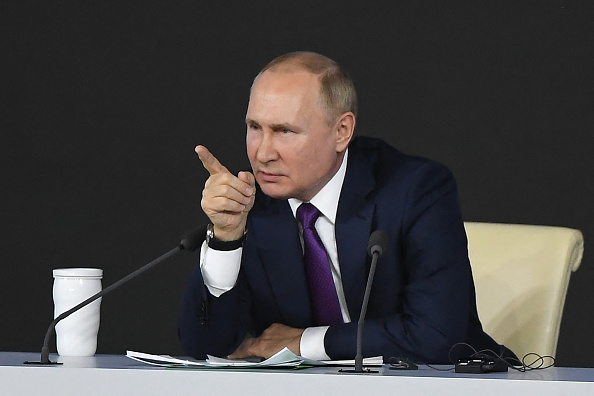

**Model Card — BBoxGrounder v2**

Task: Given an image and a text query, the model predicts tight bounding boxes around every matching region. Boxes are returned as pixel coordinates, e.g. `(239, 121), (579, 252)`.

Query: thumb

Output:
(238, 171), (256, 190)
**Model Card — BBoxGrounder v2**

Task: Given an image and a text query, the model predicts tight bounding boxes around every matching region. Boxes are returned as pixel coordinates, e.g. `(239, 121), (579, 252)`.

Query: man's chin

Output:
(258, 183), (293, 200)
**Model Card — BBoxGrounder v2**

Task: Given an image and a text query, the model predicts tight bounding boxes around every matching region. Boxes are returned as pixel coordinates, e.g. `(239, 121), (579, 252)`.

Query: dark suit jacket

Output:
(178, 136), (511, 363)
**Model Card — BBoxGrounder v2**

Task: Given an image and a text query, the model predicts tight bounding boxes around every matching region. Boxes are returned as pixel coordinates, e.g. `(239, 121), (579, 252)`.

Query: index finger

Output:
(195, 145), (230, 175)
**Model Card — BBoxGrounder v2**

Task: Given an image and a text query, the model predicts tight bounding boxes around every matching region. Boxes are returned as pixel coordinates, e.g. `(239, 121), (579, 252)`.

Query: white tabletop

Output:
(2, 352), (594, 396)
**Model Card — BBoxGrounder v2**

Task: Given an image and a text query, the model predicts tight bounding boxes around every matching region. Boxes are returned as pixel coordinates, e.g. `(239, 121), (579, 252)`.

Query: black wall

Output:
(1, 1), (592, 366)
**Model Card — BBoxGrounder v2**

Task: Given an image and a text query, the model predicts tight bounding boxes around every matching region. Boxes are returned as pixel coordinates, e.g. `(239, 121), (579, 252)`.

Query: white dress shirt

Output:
(200, 150), (350, 361)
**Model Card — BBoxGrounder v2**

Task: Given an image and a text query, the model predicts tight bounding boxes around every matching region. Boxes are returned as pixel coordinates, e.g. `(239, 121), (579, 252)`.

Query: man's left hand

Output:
(228, 323), (304, 359)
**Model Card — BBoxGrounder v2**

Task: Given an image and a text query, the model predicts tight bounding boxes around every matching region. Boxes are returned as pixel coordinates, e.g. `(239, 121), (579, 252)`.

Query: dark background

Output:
(1, 1), (592, 366)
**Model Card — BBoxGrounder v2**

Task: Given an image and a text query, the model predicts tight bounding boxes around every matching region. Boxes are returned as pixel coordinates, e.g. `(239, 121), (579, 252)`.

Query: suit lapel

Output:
(335, 151), (376, 321)
(251, 198), (312, 327)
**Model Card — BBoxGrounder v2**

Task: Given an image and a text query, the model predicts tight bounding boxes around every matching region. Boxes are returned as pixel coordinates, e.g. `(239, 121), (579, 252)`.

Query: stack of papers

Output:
(126, 347), (383, 369)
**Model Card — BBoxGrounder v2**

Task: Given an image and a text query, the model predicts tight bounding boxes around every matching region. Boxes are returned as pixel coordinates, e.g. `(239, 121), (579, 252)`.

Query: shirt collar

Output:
(288, 149), (348, 224)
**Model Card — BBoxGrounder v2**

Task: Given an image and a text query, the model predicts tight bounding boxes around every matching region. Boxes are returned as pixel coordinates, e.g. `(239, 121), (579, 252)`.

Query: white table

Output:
(2, 352), (594, 395)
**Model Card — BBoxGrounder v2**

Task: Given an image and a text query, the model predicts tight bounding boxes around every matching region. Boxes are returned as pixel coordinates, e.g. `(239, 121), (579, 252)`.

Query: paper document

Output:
(126, 348), (383, 369)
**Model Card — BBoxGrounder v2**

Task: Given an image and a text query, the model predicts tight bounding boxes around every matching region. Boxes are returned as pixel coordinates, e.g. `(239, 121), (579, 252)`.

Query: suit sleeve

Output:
(178, 254), (253, 359)
(325, 162), (474, 363)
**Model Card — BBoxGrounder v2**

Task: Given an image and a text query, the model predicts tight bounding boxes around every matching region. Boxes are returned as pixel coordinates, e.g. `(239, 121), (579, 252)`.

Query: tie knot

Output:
(297, 203), (321, 230)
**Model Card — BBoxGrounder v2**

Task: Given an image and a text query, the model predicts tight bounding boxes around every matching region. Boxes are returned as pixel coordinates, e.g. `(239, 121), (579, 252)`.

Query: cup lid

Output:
(53, 268), (103, 278)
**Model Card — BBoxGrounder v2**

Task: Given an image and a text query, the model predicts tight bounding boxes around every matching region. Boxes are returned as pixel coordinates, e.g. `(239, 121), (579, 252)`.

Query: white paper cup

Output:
(53, 268), (103, 356)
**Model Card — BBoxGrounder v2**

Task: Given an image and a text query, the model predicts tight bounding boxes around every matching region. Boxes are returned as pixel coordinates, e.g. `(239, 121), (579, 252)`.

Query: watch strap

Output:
(206, 224), (246, 251)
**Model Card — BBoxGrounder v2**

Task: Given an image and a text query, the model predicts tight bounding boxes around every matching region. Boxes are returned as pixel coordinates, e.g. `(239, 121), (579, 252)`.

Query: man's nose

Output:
(256, 132), (279, 163)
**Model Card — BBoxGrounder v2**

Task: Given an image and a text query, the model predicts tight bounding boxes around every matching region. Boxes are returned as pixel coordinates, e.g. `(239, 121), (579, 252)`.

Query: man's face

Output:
(245, 70), (346, 202)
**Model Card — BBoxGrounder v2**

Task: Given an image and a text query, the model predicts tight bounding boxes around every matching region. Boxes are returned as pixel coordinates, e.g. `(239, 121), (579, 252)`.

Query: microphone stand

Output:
(25, 226), (206, 365)
(354, 250), (379, 373)
(340, 230), (387, 374)
(340, 250), (380, 373)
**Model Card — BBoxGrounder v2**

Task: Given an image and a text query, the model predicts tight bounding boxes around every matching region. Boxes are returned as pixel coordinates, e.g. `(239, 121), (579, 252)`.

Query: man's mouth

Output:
(257, 171), (284, 183)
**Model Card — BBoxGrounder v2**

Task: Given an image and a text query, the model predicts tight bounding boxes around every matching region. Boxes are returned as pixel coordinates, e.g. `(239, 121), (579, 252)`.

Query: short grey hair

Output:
(254, 51), (358, 124)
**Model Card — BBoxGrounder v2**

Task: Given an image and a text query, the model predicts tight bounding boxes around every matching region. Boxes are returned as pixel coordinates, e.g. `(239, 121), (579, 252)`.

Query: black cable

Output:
(521, 352), (555, 370)
(447, 342), (555, 372)
(388, 343), (555, 373)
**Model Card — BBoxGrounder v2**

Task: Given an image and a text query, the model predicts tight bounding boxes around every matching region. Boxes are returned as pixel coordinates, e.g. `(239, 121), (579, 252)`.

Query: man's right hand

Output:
(196, 145), (256, 241)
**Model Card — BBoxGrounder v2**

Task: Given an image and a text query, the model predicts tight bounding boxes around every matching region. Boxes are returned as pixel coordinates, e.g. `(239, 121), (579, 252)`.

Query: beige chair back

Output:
(464, 222), (584, 359)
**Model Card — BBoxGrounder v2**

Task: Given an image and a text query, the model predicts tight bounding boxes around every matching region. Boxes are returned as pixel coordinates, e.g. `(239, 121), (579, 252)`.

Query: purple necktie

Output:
(297, 203), (343, 326)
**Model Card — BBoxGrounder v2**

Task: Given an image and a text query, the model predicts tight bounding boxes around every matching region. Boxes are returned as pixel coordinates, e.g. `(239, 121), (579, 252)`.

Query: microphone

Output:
(367, 230), (388, 258)
(341, 230), (388, 373)
(24, 224), (207, 365)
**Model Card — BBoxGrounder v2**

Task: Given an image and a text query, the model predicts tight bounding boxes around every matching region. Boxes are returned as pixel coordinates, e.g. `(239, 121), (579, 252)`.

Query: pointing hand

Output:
(196, 145), (256, 241)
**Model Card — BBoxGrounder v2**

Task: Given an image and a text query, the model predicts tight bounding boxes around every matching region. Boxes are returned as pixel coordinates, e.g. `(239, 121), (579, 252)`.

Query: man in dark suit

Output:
(178, 51), (511, 363)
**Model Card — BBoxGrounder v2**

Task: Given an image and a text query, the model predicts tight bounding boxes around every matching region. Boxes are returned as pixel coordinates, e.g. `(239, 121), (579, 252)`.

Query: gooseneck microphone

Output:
(24, 225), (207, 365)
(342, 230), (388, 373)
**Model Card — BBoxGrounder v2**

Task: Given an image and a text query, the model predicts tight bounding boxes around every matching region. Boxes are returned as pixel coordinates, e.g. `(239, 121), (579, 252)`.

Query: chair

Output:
(464, 222), (584, 360)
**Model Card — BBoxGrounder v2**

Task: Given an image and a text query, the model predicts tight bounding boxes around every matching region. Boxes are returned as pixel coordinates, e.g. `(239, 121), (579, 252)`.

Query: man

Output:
(178, 51), (512, 363)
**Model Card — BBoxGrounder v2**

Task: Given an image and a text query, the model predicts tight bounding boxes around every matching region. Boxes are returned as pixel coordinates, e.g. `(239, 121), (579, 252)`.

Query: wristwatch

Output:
(206, 223), (246, 251)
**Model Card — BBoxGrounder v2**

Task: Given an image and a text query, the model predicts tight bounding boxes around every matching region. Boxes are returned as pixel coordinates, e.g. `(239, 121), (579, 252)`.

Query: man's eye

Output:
(282, 128), (292, 134)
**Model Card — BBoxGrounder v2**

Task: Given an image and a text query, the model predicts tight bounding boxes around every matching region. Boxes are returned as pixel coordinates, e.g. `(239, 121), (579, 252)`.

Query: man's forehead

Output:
(246, 92), (312, 124)
(251, 71), (314, 100)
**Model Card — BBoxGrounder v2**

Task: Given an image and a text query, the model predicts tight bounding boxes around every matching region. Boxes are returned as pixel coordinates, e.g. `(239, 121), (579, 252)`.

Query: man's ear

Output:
(335, 112), (356, 152)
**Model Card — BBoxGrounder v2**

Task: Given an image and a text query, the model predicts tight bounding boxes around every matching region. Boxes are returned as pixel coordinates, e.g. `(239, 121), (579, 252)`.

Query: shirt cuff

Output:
(200, 241), (242, 297)
(299, 326), (330, 361)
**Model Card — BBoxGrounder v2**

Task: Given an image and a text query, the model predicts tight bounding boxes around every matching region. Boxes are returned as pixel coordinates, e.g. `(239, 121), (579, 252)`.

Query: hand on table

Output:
(228, 323), (305, 359)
